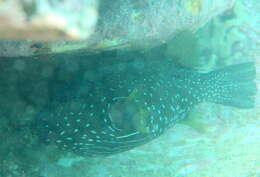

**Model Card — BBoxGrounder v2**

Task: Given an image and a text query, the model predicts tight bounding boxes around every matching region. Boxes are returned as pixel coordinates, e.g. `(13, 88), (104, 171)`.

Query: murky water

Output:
(0, 0), (259, 177)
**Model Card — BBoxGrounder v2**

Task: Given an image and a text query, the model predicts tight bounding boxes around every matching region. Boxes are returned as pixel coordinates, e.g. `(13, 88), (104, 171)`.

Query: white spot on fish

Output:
(91, 130), (97, 134)
(60, 131), (65, 135)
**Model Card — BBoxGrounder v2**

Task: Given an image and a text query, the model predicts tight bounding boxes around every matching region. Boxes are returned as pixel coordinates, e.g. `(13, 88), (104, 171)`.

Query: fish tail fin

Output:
(204, 62), (257, 108)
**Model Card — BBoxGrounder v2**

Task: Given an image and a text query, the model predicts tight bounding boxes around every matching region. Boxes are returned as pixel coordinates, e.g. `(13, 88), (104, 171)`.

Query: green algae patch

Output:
(185, 0), (204, 16)
(50, 42), (88, 54)
(49, 38), (130, 55)
(90, 39), (130, 51)
(181, 117), (208, 134)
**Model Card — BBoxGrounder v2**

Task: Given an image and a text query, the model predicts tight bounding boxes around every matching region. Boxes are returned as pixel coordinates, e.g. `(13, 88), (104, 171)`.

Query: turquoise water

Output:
(0, 0), (259, 177)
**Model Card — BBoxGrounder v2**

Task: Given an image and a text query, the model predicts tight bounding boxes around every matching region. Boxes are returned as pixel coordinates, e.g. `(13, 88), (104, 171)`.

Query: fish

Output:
(33, 61), (257, 156)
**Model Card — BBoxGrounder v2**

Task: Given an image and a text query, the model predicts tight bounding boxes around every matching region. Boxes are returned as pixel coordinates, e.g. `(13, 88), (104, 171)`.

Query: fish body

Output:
(34, 61), (256, 156)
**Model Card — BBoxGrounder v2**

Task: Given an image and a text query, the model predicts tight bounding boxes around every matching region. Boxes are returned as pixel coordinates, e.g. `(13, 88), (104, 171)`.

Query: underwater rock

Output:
(0, 0), (235, 57)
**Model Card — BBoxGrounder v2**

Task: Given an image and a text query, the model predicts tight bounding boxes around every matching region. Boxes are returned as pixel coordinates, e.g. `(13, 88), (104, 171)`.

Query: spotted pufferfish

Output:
(34, 60), (257, 156)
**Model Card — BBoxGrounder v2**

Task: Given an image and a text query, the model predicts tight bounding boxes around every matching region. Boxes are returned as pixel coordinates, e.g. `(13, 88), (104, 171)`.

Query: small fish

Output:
(34, 61), (257, 156)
